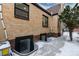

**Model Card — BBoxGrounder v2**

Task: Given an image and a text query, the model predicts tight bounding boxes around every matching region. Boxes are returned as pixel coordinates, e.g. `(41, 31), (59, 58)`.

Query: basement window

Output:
(42, 15), (48, 27)
(15, 35), (34, 53)
(40, 33), (47, 41)
(14, 3), (29, 20)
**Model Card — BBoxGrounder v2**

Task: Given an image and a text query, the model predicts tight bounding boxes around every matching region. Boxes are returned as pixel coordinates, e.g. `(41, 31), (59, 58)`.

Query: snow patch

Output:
(56, 42), (79, 56)
(63, 32), (79, 40)
(35, 41), (46, 49)
(0, 41), (10, 49)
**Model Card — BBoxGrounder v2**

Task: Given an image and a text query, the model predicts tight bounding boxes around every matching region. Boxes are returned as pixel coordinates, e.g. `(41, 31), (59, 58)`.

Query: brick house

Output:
(0, 3), (63, 54)
(47, 4), (64, 34)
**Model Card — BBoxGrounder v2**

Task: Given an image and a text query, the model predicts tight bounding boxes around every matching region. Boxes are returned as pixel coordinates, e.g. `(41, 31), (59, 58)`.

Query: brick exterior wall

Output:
(33, 35), (40, 42)
(1, 3), (61, 42)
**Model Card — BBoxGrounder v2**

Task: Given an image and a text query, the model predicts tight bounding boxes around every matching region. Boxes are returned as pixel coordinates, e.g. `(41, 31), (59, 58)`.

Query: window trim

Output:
(14, 3), (29, 20)
(42, 15), (48, 27)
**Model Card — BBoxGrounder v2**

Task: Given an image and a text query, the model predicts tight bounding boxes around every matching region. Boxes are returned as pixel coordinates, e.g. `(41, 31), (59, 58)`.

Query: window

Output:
(14, 3), (29, 20)
(40, 33), (47, 41)
(42, 15), (48, 27)
(15, 35), (34, 53)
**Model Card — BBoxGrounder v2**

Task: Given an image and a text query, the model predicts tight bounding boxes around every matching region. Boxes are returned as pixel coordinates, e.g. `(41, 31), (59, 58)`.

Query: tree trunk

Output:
(69, 30), (73, 41)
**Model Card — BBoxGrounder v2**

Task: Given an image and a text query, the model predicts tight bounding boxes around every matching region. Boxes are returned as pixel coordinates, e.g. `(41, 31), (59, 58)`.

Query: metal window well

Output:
(13, 35), (38, 56)
(13, 43), (38, 56)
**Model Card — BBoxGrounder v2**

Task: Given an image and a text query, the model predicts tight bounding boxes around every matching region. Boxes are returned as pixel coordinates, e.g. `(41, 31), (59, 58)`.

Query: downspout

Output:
(0, 4), (8, 41)
(0, 4), (12, 56)
(1, 17), (8, 40)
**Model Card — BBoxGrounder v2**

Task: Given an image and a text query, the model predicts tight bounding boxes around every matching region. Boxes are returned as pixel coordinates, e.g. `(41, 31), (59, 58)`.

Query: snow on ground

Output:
(55, 32), (79, 56)
(0, 41), (10, 49)
(63, 32), (79, 40)
(56, 41), (79, 56)
(31, 32), (79, 56)
(30, 37), (65, 56)
(13, 32), (79, 56)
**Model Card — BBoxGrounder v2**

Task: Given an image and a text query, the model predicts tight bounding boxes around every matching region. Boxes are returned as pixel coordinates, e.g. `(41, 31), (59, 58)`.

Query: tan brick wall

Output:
(51, 15), (59, 33)
(2, 3), (60, 40)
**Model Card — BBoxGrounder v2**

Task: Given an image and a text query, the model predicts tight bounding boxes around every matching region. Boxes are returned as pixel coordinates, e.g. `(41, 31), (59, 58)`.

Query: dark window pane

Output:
(20, 39), (31, 53)
(15, 3), (29, 12)
(14, 3), (29, 20)
(15, 8), (27, 17)
(15, 35), (34, 53)
(40, 34), (47, 41)
(41, 35), (46, 41)
(42, 15), (48, 27)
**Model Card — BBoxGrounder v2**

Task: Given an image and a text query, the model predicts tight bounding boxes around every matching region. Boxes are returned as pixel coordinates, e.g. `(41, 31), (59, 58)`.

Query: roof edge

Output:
(32, 3), (58, 16)
(32, 3), (51, 16)
(52, 13), (58, 16)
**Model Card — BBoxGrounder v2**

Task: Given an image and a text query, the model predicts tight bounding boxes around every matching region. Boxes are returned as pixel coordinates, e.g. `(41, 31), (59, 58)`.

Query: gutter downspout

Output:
(0, 4), (8, 41)
(0, 4), (12, 56)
